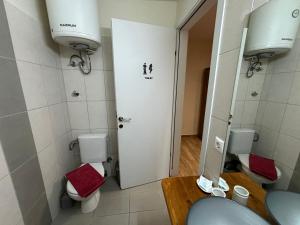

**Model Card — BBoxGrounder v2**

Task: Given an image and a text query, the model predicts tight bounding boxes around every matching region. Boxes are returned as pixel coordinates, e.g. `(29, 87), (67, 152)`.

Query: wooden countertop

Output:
(161, 172), (271, 225)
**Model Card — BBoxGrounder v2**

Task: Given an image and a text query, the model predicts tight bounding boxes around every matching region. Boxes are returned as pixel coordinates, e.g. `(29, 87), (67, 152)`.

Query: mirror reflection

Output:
(224, 0), (300, 195)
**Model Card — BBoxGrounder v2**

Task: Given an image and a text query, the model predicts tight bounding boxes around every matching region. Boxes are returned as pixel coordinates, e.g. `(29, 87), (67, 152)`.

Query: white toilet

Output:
(227, 129), (281, 185)
(66, 133), (107, 213)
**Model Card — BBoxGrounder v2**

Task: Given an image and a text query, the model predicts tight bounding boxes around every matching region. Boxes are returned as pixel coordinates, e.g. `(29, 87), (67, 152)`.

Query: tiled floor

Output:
(52, 177), (171, 225)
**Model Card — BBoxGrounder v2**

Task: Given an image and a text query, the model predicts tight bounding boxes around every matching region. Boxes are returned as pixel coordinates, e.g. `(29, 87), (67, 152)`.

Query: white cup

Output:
(211, 187), (226, 198)
(232, 185), (249, 206)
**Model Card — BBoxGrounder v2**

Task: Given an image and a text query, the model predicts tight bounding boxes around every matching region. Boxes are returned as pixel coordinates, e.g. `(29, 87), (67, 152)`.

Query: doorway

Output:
(178, 5), (217, 177)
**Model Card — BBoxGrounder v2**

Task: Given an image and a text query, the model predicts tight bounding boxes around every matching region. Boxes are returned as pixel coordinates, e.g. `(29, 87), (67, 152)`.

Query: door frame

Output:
(170, 0), (226, 176)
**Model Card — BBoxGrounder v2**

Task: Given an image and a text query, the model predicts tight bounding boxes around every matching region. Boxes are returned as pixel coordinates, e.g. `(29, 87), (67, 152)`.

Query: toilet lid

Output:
(238, 154), (282, 179)
(67, 163), (105, 195)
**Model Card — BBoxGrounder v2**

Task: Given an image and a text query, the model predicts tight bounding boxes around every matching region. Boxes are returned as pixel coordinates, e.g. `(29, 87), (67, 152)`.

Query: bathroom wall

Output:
(0, 0), (54, 225)
(251, 32), (300, 190)
(60, 38), (118, 176)
(99, 0), (177, 28)
(3, 0), (76, 221)
(232, 59), (267, 129)
(230, 0), (300, 191)
(61, 0), (179, 176)
(182, 38), (212, 135)
(203, 0), (268, 182)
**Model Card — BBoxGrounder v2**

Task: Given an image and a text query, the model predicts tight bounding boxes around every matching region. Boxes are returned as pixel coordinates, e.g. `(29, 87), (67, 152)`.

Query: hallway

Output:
(178, 136), (201, 177)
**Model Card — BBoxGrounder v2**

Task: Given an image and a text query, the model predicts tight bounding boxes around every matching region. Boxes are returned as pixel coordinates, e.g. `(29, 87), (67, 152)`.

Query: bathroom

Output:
(0, 0), (299, 225)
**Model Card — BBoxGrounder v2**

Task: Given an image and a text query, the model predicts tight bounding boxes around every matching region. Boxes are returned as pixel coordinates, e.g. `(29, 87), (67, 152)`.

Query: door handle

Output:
(118, 117), (132, 123)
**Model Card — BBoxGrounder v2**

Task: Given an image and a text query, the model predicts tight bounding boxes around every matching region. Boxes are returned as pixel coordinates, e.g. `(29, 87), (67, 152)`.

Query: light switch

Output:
(215, 136), (225, 154)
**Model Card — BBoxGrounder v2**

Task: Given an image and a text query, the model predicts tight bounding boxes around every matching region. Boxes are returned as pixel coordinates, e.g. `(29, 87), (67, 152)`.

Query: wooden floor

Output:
(178, 136), (201, 177)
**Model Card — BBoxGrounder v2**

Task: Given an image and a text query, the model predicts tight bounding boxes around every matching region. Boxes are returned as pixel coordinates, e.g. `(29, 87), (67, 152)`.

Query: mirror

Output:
(223, 27), (300, 193)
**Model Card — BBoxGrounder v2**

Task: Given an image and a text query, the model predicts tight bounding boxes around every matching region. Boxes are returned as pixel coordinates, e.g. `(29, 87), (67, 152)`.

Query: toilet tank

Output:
(227, 129), (255, 154)
(78, 134), (107, 163)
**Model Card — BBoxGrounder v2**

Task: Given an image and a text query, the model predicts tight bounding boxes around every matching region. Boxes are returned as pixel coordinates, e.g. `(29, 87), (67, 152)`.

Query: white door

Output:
(112, 19), (176, 189)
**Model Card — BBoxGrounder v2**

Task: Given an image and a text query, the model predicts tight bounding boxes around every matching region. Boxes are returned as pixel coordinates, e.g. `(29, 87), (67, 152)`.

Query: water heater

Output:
(45, 0), (101, 51)
(245, 0), (300, 57)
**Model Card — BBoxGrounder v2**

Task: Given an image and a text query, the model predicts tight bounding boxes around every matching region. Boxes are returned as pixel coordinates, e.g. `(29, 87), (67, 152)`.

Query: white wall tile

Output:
(241, 101), (259, 125)
(17, 61), (47, 110)
(220, 0), (252, 53)
(213, 49), (239, 121)
(273, 162), (293, 190)
(268, 39), (300, 74)
(37, 23), (60, 68)
(109, 129), (118, 156)
(104, 71), (115, 100)
(0, 143), (9, 180)
(236, 73), (248, 101)
(85, 70), (106, 101)
(265, 73), (294, 103)
(4, 2), (40, 63)
(0, 175), (24, 225)
(46, 179), (61, 219)
(260, 74), (271, 101)
(63, 103), (71, 132)
(71, 129), (90, 139)
(255, 101), (266, 125)
(102, 36), (113, 71)
(205, 117), (227, 183)
(59, 46), (75, 70)
(57, 69), (67, 102)
(68, 102), (89, 129)
(232, 101), (244, 126)
(60, 46), (103, 70)
(288, 72), (300, 105)
(49, 103), (67, 138)
(92, 45), (104, 70)
(240, 58), (268, 75)
(107, 101), (117, 129)
(88, 101), (108, 129)
(261, 102), (285, 131)
(4, 0), (42, 21)
(281, 105), (300, 139)
(255, 127), (278, 158)
(38, 145), (59, 194)
(55, 132), (75, 175)
(274, 134), (300, 170)
(43, 66), (62, 105)
(252, 0), (269, 10)
(28, 107), (53, 153)
(246, 74), (265, 100)
(63, 69), (86, 102)
(38, 142), (68, 219)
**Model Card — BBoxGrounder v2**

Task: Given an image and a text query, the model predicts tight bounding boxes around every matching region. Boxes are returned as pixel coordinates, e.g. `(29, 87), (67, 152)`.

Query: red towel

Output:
(66, 163), (105, 198)
(249, 154), (277, 181)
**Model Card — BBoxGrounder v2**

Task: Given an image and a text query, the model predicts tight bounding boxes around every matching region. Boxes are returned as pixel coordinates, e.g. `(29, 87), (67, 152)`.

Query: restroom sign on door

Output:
(143, 63), (154, 79)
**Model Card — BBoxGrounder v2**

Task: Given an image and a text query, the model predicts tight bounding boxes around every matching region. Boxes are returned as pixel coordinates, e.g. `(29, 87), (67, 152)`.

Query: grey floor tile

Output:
(100, 177), (130, 199)
(129, 210), (171, 225)
(129, 181), (162, 194)
(94, 192), (130, 217)
(53, 178), (169, 225)
(52, 204), (93, 225)
(91, 214), (129, 225)
(129, 181), (166, 213)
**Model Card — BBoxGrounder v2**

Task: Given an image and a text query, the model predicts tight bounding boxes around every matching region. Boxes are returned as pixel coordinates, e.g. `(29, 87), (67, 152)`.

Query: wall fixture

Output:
(45, 0), (101, 75)
(69, 50), (92, 75)
(243, 0), (300, 78)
